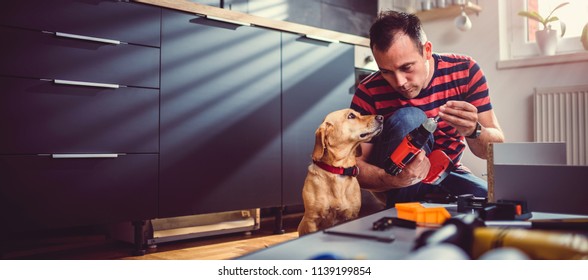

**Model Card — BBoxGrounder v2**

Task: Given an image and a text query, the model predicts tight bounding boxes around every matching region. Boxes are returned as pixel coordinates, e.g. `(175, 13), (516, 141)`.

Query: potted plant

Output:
(518, 2), (569, 56)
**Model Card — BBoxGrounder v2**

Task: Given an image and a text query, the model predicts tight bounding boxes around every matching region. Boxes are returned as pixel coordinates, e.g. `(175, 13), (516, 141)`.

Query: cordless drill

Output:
(383, 116), (453, 185)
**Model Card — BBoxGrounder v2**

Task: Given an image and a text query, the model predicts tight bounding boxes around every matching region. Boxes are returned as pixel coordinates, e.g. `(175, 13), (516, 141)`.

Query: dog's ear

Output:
(354, 144), (362, 157)
(312, 122), (330, 161)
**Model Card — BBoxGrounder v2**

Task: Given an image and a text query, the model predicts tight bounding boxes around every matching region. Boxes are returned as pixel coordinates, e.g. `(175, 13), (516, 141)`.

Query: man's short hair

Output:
(369, 10), (426, 54)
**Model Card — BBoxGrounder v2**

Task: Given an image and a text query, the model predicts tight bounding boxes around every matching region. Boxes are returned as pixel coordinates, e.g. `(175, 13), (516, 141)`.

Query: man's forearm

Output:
(467, 126), (505, 160)
(356, 159), (392, 192)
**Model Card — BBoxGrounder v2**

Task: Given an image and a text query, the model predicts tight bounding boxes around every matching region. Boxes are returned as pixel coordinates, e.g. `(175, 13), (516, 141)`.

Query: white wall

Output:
(421, 0), (588, 178)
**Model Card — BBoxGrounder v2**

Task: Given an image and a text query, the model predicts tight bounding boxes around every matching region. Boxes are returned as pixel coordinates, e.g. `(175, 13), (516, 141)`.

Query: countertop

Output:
(133, 0), (370, 47)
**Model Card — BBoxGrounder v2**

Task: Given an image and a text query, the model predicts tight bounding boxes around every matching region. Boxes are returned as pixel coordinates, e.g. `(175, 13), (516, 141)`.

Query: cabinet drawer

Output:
(0, 0), (161, 47)
(0, 77), (159, 154)
(0, 154), (158, 232)
(0, 26), (159, 88)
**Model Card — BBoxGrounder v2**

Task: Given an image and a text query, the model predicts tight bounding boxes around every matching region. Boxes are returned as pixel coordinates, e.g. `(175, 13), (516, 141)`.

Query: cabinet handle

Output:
(305, 34), (340, 44)
(53, 79), (120, 89)
(51, 154), (121, 159)
(54, 32), (121, 45)
(206, 15), (251, 27)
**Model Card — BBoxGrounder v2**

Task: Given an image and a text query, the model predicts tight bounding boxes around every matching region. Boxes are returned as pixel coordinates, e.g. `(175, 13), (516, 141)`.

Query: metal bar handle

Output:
(206, 15), (251, 27)
(304, 34), (340, 44)
(51, 154), (121, 159)
(54, 32), (121, 45)
(53, 79), (120, 89)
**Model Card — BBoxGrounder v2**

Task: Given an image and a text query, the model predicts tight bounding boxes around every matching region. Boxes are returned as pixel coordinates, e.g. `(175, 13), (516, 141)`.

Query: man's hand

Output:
(392, 151), (430, 187)
(437, 101), (505, 160)
(438, 100), (479, 137)
(356, 144), (431, 192)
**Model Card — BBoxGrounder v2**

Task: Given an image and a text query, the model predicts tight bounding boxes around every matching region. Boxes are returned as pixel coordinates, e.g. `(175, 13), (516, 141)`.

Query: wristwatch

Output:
(466, 122), (482, 139)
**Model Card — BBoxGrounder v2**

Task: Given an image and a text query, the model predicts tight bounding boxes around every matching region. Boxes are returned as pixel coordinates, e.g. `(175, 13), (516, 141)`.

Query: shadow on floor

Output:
(1, 212), (303, 260)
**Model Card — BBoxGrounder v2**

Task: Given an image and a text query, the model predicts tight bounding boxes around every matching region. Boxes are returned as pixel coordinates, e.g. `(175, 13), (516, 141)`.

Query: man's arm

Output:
(356, 142), (430, 192)
(439, 101), (505, 159)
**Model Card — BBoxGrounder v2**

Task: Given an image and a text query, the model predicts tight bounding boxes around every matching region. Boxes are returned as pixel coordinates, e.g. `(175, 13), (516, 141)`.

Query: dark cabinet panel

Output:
(159, 10), (282, 217)
(0, 154), (158, 232)
(0, 1), (161, 234)
(0, 0), (161, 47)
(0, 26), (159, 88)
(281, 34), (355, 206)
(0, 77), (159, 154)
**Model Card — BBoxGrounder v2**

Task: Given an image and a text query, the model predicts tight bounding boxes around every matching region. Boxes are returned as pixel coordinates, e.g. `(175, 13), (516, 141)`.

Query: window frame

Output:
(498, 0), (588, 69)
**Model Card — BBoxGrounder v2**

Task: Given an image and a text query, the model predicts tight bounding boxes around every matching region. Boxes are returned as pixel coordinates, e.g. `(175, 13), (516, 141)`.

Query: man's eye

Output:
(347, 113), (356, 119)
(380, 69), (390, 74)
(401, 65), (413, 72)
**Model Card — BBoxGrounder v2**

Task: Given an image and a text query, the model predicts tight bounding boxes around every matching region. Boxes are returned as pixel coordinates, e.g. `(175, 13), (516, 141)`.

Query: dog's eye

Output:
(347, 113), (356, 119)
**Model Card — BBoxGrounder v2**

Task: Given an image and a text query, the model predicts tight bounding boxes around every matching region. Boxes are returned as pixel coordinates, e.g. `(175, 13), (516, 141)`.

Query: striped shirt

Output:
(351, 53), (492, 165)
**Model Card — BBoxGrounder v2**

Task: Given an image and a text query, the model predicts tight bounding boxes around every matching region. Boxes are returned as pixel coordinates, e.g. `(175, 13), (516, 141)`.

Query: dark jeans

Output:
(368, 107), (488, 208)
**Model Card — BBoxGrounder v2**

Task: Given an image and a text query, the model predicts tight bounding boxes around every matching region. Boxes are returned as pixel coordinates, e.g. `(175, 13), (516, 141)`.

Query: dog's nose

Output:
(376, 115), (384, 123)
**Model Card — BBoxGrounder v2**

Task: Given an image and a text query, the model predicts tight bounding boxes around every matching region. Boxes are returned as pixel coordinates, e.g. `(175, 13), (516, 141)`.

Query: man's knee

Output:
(384, 107), (428, 133)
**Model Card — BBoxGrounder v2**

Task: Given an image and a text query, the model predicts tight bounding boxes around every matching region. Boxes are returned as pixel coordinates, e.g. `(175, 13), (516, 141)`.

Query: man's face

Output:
(372, 33), (432, 99)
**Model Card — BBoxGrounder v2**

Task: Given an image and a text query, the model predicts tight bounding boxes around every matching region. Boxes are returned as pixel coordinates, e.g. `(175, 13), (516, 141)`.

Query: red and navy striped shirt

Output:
(351, 53), (492, 165)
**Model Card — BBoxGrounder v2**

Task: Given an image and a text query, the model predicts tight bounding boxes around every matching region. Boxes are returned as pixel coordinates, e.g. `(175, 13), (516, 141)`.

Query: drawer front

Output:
(0, 77), (159, 154)
(0, 154), (158, 232)
(0, 26), (159, 88)
(0, 0), (161, 47)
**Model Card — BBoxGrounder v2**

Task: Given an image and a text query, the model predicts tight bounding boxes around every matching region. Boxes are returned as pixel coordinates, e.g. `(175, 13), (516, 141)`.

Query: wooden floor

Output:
(1, 213), (302, 260)
(123, 216), (300, 260)
(124, 230), (298, 260)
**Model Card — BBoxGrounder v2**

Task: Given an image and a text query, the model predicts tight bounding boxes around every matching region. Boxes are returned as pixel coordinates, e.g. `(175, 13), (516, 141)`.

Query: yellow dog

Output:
(297, 109), (383, 236)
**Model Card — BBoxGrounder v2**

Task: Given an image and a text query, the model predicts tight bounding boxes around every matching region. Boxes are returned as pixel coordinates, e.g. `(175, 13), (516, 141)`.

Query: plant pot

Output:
(535, 29), (558, 56)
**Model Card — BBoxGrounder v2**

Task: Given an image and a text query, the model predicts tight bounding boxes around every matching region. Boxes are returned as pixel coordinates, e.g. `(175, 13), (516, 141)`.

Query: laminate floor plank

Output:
(1, 214), (302, 260)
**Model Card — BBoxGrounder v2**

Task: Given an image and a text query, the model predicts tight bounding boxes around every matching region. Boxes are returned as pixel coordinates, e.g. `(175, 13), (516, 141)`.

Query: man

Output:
(351, 11), (505, 208)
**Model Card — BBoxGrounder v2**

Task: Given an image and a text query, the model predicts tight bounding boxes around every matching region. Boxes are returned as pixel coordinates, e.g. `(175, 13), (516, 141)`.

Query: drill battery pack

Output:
(422, 150), (453, 185)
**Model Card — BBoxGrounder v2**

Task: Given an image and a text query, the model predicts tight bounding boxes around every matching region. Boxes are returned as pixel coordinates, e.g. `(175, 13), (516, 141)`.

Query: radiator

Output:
(534, 85), (588, 165)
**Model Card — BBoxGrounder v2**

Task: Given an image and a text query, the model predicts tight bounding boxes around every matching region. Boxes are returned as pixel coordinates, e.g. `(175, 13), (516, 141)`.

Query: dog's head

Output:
(312, 109), (383, 163)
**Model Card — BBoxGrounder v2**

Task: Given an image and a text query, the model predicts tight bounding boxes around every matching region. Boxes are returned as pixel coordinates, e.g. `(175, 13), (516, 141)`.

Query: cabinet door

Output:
(0, 154), (158, 232)
(159, 10), (282, 217)
(0, 77), (159, 154)
(281, 34), (355, 206)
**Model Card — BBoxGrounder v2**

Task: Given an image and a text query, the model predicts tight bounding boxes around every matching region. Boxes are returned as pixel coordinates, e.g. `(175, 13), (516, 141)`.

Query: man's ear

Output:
(423, 41), (433, 60)
(312, 122), (331, 161)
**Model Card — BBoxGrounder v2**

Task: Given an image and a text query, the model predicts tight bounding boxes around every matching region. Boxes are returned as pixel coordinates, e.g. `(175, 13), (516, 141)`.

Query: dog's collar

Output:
(313, 161), (359, 177)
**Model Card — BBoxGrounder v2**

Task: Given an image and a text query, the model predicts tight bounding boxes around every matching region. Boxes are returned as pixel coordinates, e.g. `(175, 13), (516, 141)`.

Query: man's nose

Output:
(393, 73), (408, 88)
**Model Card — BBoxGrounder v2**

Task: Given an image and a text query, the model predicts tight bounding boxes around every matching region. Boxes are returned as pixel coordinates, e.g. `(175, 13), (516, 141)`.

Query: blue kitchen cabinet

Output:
(281, 34), (355, 206)
(159, 9), (282, 217)
(0, 1), (160, 233)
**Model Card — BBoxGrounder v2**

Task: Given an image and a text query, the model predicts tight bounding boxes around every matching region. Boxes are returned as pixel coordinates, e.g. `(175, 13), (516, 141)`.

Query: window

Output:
(503, 0), (588, 62)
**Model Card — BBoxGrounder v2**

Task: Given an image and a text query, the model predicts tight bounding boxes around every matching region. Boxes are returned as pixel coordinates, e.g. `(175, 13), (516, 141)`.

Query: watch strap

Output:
(466, 122), (482, 139)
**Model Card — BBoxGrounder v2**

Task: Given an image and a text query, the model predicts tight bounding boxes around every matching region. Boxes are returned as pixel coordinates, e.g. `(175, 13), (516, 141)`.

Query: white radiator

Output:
(534, 85), (588, 165)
